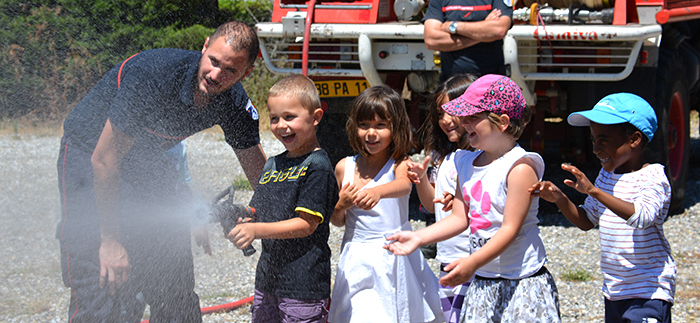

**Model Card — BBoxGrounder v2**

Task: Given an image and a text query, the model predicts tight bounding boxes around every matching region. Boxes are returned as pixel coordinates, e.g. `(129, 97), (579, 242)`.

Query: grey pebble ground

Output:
(0, 127), (698, 322)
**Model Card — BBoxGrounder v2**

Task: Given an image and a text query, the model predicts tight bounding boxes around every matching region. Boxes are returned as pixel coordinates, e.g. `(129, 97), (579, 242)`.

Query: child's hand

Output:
(433, 191), (454, 211)
(338, 183), (359, 210)
(407, 156), (431, 184)
(439, 257), (478, 287)
(529, 180), (564, 203)
(382, 231), (421, 255)
(561, 163), (596, 195)
(354, 187), (381, 210)
(226, 223), (255, 251)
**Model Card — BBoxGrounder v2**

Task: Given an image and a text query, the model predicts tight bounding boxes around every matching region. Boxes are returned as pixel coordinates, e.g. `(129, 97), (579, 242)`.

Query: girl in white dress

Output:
(328, 86), (443, 323)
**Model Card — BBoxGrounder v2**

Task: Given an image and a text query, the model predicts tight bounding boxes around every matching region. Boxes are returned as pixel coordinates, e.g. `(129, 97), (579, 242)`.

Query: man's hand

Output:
(485, 8), (502, 20)
(193, 225), (212, 255)
(99, 238), (130, 295)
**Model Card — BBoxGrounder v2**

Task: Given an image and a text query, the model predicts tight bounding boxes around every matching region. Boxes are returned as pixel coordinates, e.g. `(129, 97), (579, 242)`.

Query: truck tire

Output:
(650, 49), (691, 212)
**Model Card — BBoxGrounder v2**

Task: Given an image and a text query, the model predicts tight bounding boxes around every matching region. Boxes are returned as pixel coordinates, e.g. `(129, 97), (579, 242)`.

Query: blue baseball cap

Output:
(567, 93), (658, 141)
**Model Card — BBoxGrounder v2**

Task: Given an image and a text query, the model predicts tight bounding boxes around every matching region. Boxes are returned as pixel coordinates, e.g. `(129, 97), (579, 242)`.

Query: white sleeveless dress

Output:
(328, 156), (444, 323)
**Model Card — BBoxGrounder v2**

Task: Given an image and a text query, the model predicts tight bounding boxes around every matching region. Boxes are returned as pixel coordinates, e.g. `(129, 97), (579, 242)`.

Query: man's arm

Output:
(424, 15), (511, 52)
(234, 144), (266, 189)
(91, 119), (135, 295)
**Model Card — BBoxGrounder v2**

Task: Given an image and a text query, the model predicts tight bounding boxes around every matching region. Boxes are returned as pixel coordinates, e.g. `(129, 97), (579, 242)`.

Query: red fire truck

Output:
(255, 0), (700, 210)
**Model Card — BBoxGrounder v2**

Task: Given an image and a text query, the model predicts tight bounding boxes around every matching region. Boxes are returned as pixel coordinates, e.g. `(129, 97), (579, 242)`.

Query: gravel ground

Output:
(0, 129), (699, 322)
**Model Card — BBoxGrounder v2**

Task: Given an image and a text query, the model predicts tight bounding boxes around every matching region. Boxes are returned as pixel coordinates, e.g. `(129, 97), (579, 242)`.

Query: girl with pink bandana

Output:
(386, 75), (560, 322)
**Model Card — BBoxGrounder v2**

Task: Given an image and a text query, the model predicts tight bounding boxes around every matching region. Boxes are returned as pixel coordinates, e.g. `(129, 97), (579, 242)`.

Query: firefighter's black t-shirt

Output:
(423, 0), (514, 78)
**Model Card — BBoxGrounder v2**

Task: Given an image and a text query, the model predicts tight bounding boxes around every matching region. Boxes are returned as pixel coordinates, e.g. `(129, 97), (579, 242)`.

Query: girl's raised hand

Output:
(439, 257), (478, 288)
(407, 156), (431, 184)
(561, 163), (596, 195)
(354, 187), (381, 210)
(383, 231), (421, 255)
(433, 191), (455, 211)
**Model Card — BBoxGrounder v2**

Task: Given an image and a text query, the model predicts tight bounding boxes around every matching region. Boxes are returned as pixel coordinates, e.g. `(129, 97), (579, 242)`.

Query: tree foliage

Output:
(0, 0), (272, 121)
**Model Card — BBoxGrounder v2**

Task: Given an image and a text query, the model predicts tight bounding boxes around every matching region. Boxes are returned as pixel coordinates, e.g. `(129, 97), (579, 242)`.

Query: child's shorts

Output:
(459, 267), (561, 323)
(439, 263), (471, 323)
(604, 298), (672, 323)
(251, 289), (329, 323)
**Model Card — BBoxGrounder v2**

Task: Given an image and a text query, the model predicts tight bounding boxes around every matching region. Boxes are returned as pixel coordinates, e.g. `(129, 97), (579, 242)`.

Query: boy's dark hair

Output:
(419, 74), (478, 165)
(619, 122), (649, 147)
(210, 21), (259, 68)
(267, 74), (321, 114)
(346, 86), (412, 160)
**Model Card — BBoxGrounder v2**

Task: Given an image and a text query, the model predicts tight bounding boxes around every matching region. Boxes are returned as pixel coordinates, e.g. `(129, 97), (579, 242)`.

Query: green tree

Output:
(1, 0), (272, 121)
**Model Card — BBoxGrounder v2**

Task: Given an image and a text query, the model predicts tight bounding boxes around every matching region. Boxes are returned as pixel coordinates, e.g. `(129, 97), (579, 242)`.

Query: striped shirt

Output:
(582, 164), (676, 303)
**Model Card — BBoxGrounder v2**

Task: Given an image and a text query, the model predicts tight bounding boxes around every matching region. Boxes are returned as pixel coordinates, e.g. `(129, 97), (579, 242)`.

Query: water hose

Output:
(301, 0), (317, 76)
(140, 295), (254, 323)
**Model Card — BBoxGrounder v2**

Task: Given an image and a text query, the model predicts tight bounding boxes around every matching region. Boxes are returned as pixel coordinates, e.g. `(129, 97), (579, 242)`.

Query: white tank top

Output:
(341, 156), (410, 247)
(432, 150), (471, 263)
(456, 145), (547, 279)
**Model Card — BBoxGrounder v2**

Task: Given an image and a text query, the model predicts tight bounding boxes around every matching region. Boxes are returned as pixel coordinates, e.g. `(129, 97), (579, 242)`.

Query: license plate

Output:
(314, 80), (370, 98)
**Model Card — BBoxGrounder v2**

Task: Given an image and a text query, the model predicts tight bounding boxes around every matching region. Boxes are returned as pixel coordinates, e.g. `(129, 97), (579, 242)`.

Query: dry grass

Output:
(0, 117), (63, 137)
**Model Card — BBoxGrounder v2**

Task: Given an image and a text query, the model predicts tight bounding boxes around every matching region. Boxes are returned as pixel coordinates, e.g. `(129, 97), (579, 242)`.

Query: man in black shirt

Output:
(423, 0), (514, 80)
(57, 21), (266, 322)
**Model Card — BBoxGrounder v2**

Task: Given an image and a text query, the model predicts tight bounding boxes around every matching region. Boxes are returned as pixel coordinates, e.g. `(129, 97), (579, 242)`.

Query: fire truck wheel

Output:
(650, 49), (691, 212)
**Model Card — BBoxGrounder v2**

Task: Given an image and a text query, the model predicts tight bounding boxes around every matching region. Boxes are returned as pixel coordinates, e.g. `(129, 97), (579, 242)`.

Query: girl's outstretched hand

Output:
(354, 187), (381, 210)
(383, 231), (421, 255)
(528, 180), (564, 203)
(407, 156), (431, 184)
(439, 257), (477, 288)
(561, 163), (595, 195)
(433, 191), (454, 211)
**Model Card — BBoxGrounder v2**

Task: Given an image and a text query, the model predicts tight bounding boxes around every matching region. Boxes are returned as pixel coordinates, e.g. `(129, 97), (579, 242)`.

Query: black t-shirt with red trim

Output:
(249, 149), (339, 299)
(423, 0), (514, 78)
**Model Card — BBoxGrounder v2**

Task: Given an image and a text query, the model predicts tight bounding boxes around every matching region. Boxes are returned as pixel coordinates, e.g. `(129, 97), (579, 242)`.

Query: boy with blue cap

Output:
(529, 93), (676, 323)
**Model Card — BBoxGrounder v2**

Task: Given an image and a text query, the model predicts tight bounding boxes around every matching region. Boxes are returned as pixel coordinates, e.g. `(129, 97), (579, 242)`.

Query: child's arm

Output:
(530, 180), (595, 230)
(408, 156), (437, 213)
(227, 212), (321, 250)
(440, 158), (538, 287)
(558, 164), (635, 220)
(354, 157), (413, 210)
(330, 157), (358, 227)
(384, 174), (470, 255)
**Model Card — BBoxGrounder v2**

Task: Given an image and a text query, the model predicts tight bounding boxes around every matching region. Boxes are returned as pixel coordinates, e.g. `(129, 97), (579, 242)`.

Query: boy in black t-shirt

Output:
(227, 74), (339, 322)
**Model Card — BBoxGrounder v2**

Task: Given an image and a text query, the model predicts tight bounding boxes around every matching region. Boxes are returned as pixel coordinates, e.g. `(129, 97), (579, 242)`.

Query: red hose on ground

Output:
(140, 295), (254, 323)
